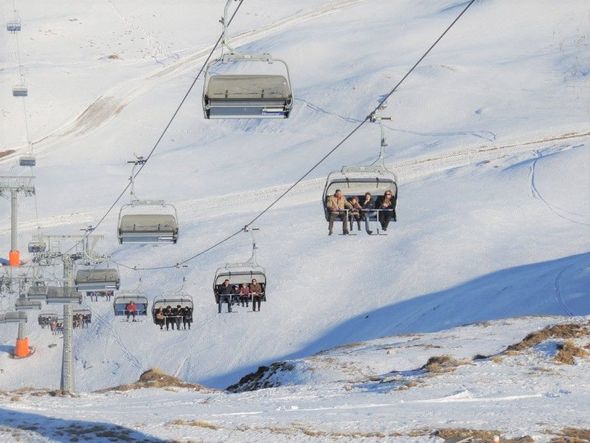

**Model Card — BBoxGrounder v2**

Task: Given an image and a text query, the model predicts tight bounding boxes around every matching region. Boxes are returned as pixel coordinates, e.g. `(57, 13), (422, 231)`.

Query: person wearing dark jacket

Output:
(378, 190), (397, 231)
(173, 305), (183, 330)
(361, 192), (375, 235)
(164, 305), (174, 330)
(218, 279), (234, 313)
(182, 306), (192, 330)
(155, 307), (165, 330)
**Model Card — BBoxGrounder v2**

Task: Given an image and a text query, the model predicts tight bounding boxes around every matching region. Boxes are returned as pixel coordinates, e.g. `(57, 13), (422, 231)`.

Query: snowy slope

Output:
(0, 0), (589, 416)
(1, 317), (589, 442)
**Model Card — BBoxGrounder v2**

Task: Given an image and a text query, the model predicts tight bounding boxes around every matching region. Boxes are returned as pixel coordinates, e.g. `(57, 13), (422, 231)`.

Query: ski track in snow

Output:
(88, 304), (143, 372)
(529, 148), (590, 227)
(1, 131), (587, 240)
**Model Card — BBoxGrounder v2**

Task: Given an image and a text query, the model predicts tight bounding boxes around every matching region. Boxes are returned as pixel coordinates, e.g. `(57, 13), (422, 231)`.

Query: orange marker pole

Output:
(14, 321), (31, 358)
(9, 250), (20, 267)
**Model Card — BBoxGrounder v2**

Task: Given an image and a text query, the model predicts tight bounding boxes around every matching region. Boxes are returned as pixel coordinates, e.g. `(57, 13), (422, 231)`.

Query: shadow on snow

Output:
(0, 407), (165, 442)
(203, 252), (590, 388)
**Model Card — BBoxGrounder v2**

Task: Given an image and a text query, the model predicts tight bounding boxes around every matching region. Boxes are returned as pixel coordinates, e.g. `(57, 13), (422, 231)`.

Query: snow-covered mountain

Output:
(0, 0), (589, 440)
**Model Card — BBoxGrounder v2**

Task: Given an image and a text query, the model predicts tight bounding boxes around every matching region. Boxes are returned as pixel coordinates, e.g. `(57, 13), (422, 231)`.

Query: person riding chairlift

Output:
(250, 278), (264, 312)
(377, 190), (397, 231)
(326, 189), (353, 235)
(218, 279), (234, 313)
(125, 301), (138, 322)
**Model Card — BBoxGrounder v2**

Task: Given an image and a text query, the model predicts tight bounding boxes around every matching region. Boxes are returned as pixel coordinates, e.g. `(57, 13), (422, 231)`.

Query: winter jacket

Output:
(220, 284), (234, 295)
(327, 195), (353, 212)
(378, 197), (394, 210)
(250, 282), (263, 295)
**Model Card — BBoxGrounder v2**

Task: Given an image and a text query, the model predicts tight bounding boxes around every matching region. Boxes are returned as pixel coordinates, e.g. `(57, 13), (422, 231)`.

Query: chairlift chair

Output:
(113, 293), (148, 316)
(212, 228), (267, 311)
(45, 286), (83, 304)
(203, 68), (293, 119)
(117, 200), (179, 244)
(74, 268), (120, 291)
(151, 293), (193, 324)
(202, 0), (293, 119)
(322, 167), (398, 221)
(73, 308), (91, 317)
(19, 155), (36, 167)
(38, 311), (58, 327)
(12, 85), (28, 97)
(213, 266), (267, 303)
(27, 240), (46, 253)
(15, 296), (42, 311)
(0, 311), (27, 324)
(322, 112), (398, 226)
(27, 280), (48, 300)
(72, 308), (92, 326)
(6, 20), (21, 32)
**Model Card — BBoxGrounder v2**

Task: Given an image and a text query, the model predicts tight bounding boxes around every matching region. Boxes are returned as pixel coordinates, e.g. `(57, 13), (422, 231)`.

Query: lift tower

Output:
(0, 175), (35, 266)
(0, 176), (35, 357)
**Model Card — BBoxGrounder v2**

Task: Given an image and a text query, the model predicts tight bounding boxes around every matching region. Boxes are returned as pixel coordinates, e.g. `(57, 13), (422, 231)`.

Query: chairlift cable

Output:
(116, 0), (478, 272)
(10, 1), (41, 230)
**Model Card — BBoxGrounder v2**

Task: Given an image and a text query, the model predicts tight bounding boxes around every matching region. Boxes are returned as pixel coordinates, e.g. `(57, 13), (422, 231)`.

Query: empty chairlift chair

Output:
(113, 293), (148, 319)
(12, 85), (28, 97)
(74, 268), (120, 292)
(203, 63), (293, 119)
(27, 280), (48, 301)
(14, 295), (42, 311)
(0, 311), (27, 324)
(45, 286), (83, 304)
(118, 200), (179, 244)
(19, 155), (36, 167)
(202, 0), (293, 119)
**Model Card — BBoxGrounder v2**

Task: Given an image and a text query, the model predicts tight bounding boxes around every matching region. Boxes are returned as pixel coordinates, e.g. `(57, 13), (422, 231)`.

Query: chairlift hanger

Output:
(202, 0), (293, 119)
(117, 158), (179, 244)
(213, 227), (267, 305)
(322, 108), (398, 221)
(113, 292), (148, 317)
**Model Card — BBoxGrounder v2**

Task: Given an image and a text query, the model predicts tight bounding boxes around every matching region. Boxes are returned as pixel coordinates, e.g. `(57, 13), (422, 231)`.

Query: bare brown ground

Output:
(549, 427), (590, 442)
(505, 324), (588, 354)
(422, 355), (471, 374)
(0, 150), (16, 159)
(554, 340), (589, 365)
(433, 428), (533, 442)
(97, 368), (212, 393)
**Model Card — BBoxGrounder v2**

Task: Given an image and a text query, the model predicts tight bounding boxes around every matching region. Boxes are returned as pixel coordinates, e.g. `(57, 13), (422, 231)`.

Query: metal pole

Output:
(63, 256), (74, 293)
(10, 190), (17, 252)
(17, 320), (25, 340)
(61, 303), (74, 393)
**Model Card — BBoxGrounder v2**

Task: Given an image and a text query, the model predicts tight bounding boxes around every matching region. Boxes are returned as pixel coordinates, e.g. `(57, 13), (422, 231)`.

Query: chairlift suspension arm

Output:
(127, 157), (146, 200)
(221, 0), (240, 54)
